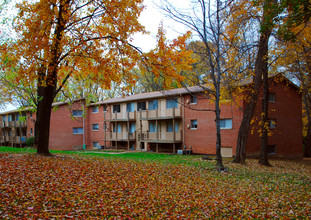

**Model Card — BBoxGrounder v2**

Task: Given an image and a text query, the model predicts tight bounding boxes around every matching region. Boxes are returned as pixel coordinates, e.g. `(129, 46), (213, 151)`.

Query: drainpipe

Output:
(83, 104), (86, 150)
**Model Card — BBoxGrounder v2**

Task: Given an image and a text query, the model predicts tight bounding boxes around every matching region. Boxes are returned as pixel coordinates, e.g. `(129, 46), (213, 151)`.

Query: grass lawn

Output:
(0, 146), (310, 219)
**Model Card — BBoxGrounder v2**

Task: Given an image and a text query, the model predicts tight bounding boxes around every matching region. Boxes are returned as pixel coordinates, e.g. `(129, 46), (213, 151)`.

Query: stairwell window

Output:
(73, 110), (83, 117)
(190, 95), (197, 104)
(92, 106), (98, 113)
(92, 124), (99, 131)
(191, 120), (198, 130)
(73, 127), (83, 134)
(268, 93), (276, 102)
(220, 119), (232, 129)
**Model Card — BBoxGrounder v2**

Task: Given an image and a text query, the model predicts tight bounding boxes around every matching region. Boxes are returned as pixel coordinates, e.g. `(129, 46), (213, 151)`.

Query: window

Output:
(30, 128), (33, 135)
(103, 105), (107, 112)
(191, 120), (198, 129)
(220, 119), (232, 129)
(129, 123), (136, 133)
(127, 102), (135, 112)
(167, 121), (178, 132)
(73, 127), (83, 134)
(3, 115), (6, 122)
(268, 93), (276, 102)
(93, 142), (100, 149)
(149, 121), (157, 133)
(30, 113), (32, 118)
(149, 100), (158, 110)
(166, 98), (178, 109)
(92, 124), (99, 131)
(268, 119), (276, 128)
(92, 106), (98, 113)
(113, 123), (121, 133)
(267, 145), (276, 154)
(190, 95), (197, 104)
(73, 110), (83, 117)
(16, 114), (20, 121)
(137, 101), (146, 111)
(113, 104), (120, 113)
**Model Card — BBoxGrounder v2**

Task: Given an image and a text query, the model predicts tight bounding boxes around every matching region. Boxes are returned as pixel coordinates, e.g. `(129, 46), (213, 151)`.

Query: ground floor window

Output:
(220, 119), (232, 129)
(93, 142), (100, 149)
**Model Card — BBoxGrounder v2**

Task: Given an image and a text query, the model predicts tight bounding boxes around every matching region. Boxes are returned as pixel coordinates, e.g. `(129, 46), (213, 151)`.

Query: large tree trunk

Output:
(234, 2), (273, 164)
(258, 57), (271, 166)
(36, 85), (55, 155)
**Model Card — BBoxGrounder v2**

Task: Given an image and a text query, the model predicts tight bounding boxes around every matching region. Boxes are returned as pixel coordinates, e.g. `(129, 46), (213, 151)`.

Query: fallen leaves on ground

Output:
(0, 153), (310, 219)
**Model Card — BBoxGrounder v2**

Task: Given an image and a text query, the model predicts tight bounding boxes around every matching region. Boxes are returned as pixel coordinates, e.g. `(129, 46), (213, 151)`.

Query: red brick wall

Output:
(88, 105), (105, 149)
(49, 101), (85, 150)
(183, 94), (244, 155)
(246, 80), (303, 158)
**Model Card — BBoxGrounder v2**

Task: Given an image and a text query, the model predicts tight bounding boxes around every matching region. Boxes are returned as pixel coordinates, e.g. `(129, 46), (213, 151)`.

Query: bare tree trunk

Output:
(234, 1), (273, 164)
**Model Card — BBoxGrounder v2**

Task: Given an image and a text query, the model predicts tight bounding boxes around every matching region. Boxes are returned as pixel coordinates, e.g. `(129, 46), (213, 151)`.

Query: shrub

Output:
(26, 137), (35, 148)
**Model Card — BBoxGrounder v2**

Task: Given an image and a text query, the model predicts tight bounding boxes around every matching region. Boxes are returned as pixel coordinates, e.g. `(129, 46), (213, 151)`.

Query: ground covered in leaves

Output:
(0, 151), (310, 219)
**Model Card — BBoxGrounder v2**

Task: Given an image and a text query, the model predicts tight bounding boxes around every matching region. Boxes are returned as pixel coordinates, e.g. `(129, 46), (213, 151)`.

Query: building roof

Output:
(89, 85), (210, 106)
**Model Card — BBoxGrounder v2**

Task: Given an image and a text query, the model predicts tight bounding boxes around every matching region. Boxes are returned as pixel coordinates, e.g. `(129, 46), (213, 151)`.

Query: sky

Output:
(0, 0), (191, 113)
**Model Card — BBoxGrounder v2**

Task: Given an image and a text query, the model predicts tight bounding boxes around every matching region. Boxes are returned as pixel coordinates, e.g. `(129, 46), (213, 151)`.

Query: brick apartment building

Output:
(0, 75), (303, 158)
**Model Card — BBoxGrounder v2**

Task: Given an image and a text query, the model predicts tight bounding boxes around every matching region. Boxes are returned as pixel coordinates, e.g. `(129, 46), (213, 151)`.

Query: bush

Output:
(26, 137), (35, 148)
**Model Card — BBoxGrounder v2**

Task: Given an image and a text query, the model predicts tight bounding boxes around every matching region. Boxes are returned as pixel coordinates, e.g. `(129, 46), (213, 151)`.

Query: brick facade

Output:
(0, 76), (303, 158)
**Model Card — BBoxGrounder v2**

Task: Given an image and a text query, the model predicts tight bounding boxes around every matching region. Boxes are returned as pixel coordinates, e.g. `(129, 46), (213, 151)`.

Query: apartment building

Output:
(0, 75), (303, 158)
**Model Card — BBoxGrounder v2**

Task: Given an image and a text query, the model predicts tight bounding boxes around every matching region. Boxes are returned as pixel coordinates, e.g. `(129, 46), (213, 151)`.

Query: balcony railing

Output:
(139, 131), (182, 143)
(1, 121), (27, 128)
(105, 131), (136, 141)
(104, 112), (136, 121)
(15, 136), (27, 143)
(139, 107), (181, 120)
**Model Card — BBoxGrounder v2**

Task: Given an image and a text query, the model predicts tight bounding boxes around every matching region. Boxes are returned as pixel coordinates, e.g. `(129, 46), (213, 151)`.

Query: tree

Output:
(275, 22), (311, 157)
(0, 0), (146, 155)
(229, 0), (278, 165)
(159, 0), (232, 170)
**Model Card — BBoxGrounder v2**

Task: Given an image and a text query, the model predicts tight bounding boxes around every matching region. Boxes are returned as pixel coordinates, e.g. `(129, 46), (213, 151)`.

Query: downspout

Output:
(83, 104), (86, 150)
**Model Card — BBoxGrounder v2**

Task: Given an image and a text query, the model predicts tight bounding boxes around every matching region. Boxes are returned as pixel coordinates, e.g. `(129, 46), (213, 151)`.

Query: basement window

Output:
(267, 145), (276, 154)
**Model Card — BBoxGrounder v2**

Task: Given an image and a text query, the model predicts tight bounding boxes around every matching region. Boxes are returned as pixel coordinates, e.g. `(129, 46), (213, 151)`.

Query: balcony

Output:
(104, 112), (136, 121)
(139, 108), (182, 120)
(139, 131), (182, 143)
(15, 136), (27, 143)
(106, 131), (136, 141)
(0, 136), (4, 143)
(0, 121), (9, 127)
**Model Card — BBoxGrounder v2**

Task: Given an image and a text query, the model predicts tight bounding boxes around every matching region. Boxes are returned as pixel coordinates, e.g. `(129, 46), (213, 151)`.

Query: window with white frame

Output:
(190, 120), (197, 129)
(92, 124), (99, 131)
(92, 106), (98, 113)
(220, 119), (232, 129)
(73, 127), (83, 134)
(73, 110), (83, 117)
(190, 95), (197, 104)
(268, 93), (276, 102)
(93, 142), (100, 149)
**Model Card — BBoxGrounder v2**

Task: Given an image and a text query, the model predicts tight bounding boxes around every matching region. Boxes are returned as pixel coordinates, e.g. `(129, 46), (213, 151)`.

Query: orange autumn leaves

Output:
(0, 153), (310, 219)
(141, 24), (195, 89)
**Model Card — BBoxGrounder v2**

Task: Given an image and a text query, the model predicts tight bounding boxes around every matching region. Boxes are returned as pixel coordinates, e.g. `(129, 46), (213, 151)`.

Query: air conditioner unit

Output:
(186, 99), (190, 104)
